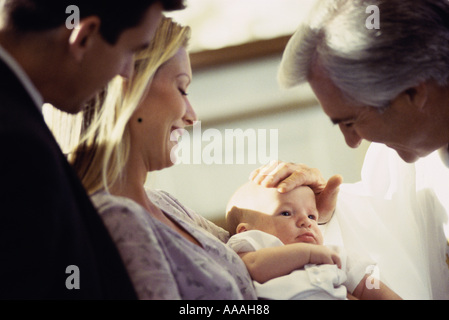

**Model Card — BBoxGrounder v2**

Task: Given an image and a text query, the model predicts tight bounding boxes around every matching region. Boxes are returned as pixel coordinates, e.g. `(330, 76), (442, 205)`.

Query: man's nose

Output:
(339, 124), (363, 148)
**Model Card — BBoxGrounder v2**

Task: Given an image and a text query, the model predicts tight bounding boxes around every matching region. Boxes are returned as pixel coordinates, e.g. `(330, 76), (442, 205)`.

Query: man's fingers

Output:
(277, 170), (314, 193)
(250, 163), (339, 217)
(250, 161), (309, 187)
(278, 168), (327, 194)
(249, 160), (282, 185)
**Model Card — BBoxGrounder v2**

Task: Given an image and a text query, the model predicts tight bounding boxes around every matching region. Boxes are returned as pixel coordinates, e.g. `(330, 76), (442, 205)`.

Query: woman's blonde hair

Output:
(46, 17), (190, 194)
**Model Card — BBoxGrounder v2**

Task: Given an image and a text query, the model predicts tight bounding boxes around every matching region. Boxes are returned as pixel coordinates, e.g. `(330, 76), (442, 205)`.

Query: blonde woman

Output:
(50, 17), (340, 299)
(50, 17), (254, 300)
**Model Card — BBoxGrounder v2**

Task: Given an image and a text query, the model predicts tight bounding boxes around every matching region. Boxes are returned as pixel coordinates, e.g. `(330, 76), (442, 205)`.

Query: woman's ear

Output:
(68, 16), (101, 62)
(236, 223), (250, 234)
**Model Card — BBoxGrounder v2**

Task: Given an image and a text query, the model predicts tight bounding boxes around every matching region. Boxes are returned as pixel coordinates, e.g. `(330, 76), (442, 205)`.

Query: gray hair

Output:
(279, 0), (449, 108)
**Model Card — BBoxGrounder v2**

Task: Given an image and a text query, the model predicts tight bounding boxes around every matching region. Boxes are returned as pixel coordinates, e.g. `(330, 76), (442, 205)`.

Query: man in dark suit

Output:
(0, 0), (185, 299)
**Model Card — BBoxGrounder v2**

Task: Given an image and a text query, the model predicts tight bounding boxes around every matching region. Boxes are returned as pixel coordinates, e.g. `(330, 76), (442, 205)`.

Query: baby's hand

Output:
(308, 246), (341, 268)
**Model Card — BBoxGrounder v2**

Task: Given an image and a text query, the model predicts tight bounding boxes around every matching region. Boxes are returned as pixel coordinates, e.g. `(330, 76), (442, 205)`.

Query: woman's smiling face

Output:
(129, 47), (196, 171)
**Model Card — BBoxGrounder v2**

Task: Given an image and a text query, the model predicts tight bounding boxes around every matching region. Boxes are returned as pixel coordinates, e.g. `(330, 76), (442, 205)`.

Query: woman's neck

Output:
(109, 154), (151, 211)
(110, 159), (203, 247)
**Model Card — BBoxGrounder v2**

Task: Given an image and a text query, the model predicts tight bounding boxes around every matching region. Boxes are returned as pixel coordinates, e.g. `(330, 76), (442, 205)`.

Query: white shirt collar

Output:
(0, 44), (44, 112)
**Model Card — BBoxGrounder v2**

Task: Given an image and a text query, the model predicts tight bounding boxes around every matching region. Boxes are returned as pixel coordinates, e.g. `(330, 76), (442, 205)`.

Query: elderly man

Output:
(280, 0), (449, 163)
(278, 0), (449, 299)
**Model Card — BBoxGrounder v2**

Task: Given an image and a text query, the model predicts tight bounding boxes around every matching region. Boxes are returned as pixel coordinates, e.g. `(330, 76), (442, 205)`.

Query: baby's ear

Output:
(236, 223), (250, 234)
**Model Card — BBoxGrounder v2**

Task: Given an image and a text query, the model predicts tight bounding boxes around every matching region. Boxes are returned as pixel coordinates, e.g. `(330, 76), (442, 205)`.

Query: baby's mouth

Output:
(296, 232), (316, 244)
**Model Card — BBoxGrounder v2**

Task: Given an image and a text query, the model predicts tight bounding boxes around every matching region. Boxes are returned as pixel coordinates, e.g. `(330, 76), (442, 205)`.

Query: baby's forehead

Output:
(241, 183), (279, 201)
(228, 183), (276, 211)
(275, 188), (317, 210)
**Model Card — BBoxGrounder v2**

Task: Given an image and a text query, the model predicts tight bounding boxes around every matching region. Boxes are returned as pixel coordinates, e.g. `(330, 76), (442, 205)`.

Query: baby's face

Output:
(246, 186), (324, 245)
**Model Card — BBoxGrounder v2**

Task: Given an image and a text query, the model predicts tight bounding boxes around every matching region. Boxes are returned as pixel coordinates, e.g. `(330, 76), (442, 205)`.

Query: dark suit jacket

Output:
(0, 58), (137, 299)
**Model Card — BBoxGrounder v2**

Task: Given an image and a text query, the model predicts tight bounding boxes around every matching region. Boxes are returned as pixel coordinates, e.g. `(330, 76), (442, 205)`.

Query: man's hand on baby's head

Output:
(250, 161), (327, 192)
(249, 161), (343, 224)
(308, 245), (341, 269)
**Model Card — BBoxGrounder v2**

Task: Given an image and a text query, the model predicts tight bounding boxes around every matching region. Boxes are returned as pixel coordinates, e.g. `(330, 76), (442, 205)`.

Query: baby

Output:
(226, 181), (401, 300)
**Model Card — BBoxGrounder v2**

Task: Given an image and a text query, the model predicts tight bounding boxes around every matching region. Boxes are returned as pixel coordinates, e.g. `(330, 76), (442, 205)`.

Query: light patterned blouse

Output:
(91, 189), (257, 300)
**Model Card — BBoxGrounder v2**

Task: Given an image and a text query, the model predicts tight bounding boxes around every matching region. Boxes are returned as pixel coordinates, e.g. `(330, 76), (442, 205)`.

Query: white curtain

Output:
(321, 143), (449, 300)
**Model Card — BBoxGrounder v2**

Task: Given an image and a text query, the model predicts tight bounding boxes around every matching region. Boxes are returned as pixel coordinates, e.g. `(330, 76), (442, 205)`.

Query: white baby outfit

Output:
(227, 230), (375, 300)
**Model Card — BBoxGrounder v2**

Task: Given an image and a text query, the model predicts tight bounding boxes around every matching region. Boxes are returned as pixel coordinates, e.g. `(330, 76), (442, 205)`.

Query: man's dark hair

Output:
(6, 0), (186, 44)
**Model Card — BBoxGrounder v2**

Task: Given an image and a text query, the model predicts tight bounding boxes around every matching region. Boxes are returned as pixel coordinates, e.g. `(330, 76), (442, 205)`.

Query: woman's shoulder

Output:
(147, 188), (231, 243)
(146, 189), (195, 219)
(90, 190), (159, 238)
(91, 190), (131, 210)
(90, 190), (146, 219)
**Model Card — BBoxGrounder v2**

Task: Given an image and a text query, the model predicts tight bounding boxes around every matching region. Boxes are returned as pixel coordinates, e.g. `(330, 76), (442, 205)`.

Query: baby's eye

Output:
(280, 211), (291, 217)
(308, 214), (317, 221)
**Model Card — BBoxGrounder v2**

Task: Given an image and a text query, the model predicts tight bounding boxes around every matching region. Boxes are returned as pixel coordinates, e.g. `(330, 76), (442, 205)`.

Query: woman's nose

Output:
(339, 124), (363, 148)
(183, 100), (197, 126)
